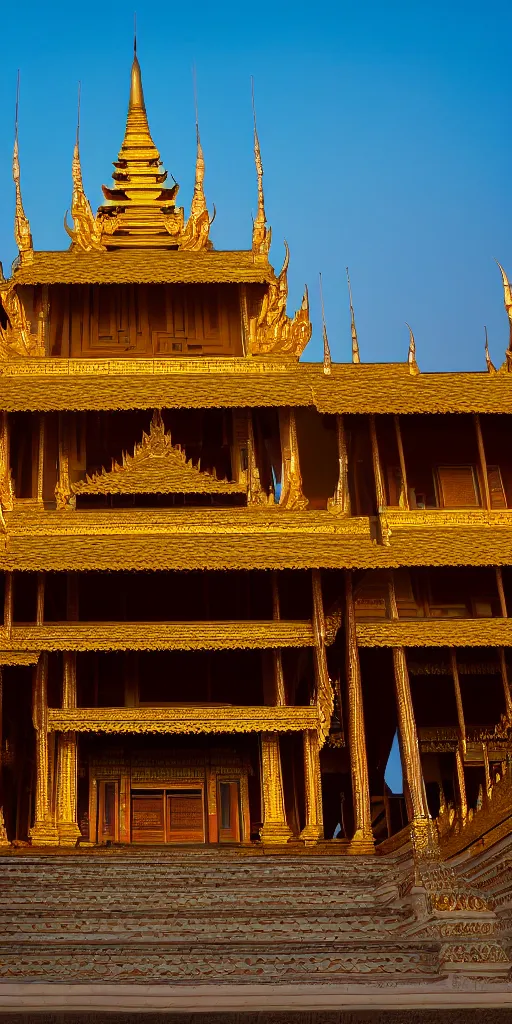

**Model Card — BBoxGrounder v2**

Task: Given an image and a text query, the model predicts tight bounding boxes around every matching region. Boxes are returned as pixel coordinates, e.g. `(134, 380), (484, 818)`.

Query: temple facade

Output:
(0, 47), (511, 1010)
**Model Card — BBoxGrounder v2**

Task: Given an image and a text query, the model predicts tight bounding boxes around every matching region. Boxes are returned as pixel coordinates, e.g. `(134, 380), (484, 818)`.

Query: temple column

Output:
(259, 732), (292, 843)
(369, 414), (391, 545)
(56, 653), (81, 845)
(300, 729), (323, 843)
(278, 408), (308, 510)
(327, 415), (351, 514)
(29, 654), (58, 846)
(0, 668), (10, 845)
(0, 412), (14, 511)
(345, 570), (374, 853)
(387, 573), (431, 851)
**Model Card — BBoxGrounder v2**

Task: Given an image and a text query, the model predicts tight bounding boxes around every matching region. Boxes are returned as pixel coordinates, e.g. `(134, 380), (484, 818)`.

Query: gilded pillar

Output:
(387, 574), (431, 844)
(56, 652), (81, 845)
(299, 729), (324, 843)
(369, 415), (391, 545)
(259, 732), (292, 844)
(345, 570), (374, 852)
(279, 408), (308, 510)
(0, 412), (14, 511)
(450, 649), (466, 754)
(0, 668), (10, 845)
(3, 572), (13, 639)
(29, 654), (58, 846)
(455, 746), (468, 825)
(327, 414), (351, 514)
(55, 412), (73, 510)
(272, 572), (286, 707)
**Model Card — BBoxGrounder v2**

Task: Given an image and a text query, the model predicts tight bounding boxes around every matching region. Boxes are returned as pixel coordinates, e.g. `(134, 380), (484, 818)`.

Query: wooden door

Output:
(166, 790), (205, 843)
(131, 790), (165, 843)
(97, 780), (119, 843)
(218, 780), (241, 843)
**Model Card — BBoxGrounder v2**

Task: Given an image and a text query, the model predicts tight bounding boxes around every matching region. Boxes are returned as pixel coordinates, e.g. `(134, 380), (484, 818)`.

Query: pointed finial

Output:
(64, 82), (104, 252)
(134, 12), (137, 54)
(251, 78), (271, 255)
(495, 260), (512, 369)
(180, 66), (212, 251)
(319, 273), (332, 375)
(484, 326), (496, 373)
(12, 71), (33, 261)
(405, 322), (419, 374)
(346, 267), (360, 363)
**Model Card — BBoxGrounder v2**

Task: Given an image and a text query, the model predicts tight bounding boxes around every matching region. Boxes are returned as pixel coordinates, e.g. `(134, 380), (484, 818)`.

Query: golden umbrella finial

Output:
(484, 326), (496, 373)
(12, 71), (33, 262)
(251, 78), (271, 255)
(346, 267), (360, 363)
(319, 272), (332, 375)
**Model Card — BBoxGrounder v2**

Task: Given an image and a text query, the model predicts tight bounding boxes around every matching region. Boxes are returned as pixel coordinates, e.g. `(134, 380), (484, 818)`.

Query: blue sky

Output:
(0, 0), (510, 369)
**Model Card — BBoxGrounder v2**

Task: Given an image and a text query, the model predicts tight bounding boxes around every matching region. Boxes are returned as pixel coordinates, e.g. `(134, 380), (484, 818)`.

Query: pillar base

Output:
(259, 821), (293, 844)
(347, 829), (375, 855)
(58, 822), (82, 847)
(0, 810), (10, 846)
(299, 824), (323, 845)
(29, 820), (59, 847)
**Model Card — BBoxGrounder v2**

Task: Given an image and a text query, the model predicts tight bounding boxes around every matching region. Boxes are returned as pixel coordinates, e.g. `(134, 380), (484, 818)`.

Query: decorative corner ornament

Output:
(250, 243), (312, 357)
(12, 75), (33, 264)
(496, 261), (512, 370)
(0, 283), (43, 359)
(406, 322), (419, 375)
(251, 79), (271, 256)
(64, 114), (105, 252)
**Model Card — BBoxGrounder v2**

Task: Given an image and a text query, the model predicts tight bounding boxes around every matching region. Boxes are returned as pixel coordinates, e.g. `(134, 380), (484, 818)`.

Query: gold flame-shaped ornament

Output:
(181, 121), (214, 251)
(346, 268), (360, 363)
(484, 326), (496, 374)
(406, 322), (419, 375)
(496, 261), (512, 370)
(251, 243), (312, 357)
(319, 273), (332, 375)
(251, 81), (271, 256)
(64, 90), (105, 252)
(12, 75), (33, 263)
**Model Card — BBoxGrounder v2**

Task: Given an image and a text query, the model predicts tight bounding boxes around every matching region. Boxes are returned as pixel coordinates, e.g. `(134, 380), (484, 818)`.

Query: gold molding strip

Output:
(2, 360), (512, 413)
(356, 617), (512, 647)
(0, 620), (314, 653)
(47, 705), (318, 734)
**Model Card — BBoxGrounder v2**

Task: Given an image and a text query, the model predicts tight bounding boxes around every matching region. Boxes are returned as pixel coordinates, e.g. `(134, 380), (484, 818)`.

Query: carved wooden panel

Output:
(131, 792), (165, 843)
(435, 465), (480, 508)
(166, 791), (204, 843)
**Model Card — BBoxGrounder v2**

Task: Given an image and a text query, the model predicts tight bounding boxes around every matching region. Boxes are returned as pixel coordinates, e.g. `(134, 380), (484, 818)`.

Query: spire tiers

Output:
(97, 51), (185, 249)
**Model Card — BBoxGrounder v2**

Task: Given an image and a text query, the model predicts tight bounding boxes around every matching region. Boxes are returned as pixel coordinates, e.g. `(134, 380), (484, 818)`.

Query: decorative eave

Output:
(2, 359), (512, 414)
(10, 249), (272, 286)
(72, 410), (245, 496)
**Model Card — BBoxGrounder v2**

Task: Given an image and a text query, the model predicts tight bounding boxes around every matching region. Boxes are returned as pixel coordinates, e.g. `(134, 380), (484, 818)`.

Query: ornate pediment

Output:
(72, 411), (246, 497)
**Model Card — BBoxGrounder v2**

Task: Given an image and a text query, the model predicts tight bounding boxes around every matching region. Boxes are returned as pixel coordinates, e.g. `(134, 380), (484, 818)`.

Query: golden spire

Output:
(319, 272), (332, 375)
(97, 41), (183, 248)
(405, 322), (419, 374)
(64, 84), (104, 252)
(346, 267), (360, 363)
(181, 68), (213, 251)
(251, 78), (271, 255)
(12, 72), (33, 262)
(484, 326), (496, 373)
(496, 261), (512, 369)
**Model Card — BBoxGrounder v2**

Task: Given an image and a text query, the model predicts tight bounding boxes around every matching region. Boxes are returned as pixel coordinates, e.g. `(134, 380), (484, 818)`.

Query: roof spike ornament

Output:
(484, 325), (496, 374)
(319, 272), (332, 375)
(496, 261), (512, 370)
(181, 67), (213, 252)
(251, 78), (271, 255)
(12, 72), (33, 263)
(405, 322), (419, 375)
(64, 84), (105, 252)
(346, 267), (360, 363)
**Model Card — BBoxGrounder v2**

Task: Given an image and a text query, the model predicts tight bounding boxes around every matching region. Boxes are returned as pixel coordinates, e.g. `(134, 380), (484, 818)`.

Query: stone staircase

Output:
(0, 849), (441, 984)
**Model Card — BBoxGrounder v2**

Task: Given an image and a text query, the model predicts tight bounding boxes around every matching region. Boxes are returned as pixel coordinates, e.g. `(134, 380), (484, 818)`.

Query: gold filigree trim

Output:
(0, 620), (314, 653)
(357, 617), (512, 647)
(47, 705), (318, 734)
